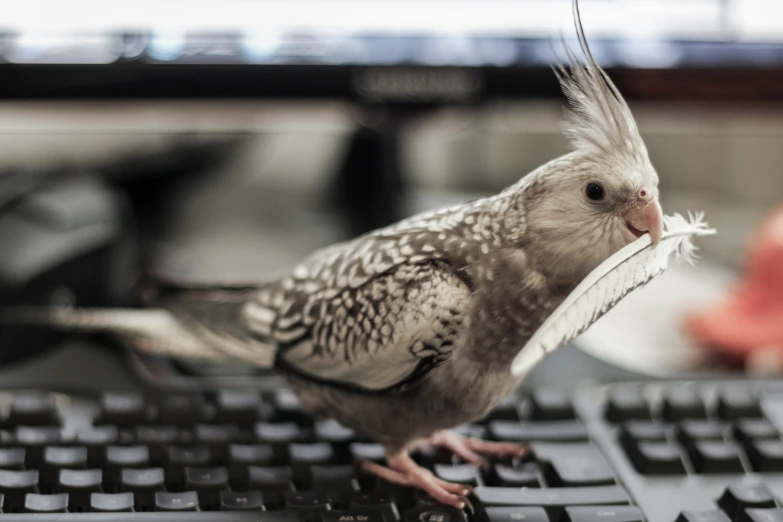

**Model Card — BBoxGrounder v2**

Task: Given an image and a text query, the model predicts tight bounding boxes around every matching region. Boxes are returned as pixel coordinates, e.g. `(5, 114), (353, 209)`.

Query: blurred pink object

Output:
(686, 204), (783, 366)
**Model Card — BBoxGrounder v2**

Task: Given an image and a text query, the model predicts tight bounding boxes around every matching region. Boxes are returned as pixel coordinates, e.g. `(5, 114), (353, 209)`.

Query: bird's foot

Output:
(426, 430), (529, 468)
(361, 452), (473, 510)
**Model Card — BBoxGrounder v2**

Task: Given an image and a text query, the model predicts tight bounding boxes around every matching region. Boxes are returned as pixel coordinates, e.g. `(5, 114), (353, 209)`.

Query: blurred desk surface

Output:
(576, 261), (736, 377)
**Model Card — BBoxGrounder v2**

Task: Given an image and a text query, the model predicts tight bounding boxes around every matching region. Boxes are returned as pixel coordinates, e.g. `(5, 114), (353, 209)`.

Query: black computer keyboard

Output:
(0, 380), (782, 522)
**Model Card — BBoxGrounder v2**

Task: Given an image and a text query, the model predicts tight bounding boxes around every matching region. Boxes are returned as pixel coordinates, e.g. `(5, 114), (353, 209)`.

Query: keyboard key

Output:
(120, 467), (165, 508)
(745, 509), (783, 522)
(486, 507), (549, 522)
(57, 469), (102, 507)
(285, 490), (333, 512)
(564, 506), (644, 522)
(90, 492), (134, 512)
(734, 419), (778, 445)
(248, 465), (295, 507)
(195, 424), (240, 462)
(490, 462), (541, 487)
(627, 442), (686, 475)
(677, 420), (727, 447)
(349, 490), (400, 522)
(315, 420), (356, 460)
(99, 392), (147, 426)
(314, 420), (356, 443)
(77, 425), (118, 465)
(15, 426), (61, 464)
(7, 392), (58, 426)
(185, 467), (229, 507)
(620, 421), (670, 443)
(166, 445), (212, 483)
(310, 465), (359, 505)
(604, 387), (651, 422)
(42, 446), (88, 483)
(24, 492), (68, 513)
(106, 445), (150, 479)
(0, 470), (39, 508)
(718, 482), (776, 520)
(229, 443), (275, 480)
(662, 387), (708, 421)
(351, 442), (386, 464)
(475, 485), (631, 506)
(717, 387), (762, 419)
(676, 510), (731, 522)
(619, 421), (669, 456)
(533, 442), (616, 486)
(747, 439), (783, 472)
(407, 510), (466, 522)
(489, 421), (587, 442)
(271, 390), (311, 425)
(690, 440), (744, 474)
(156, 490), (199, 511)
(159, 393), (206, 426)
(530, 388), (575, 420)
(433, 464), (479, 486)
(216, 389), (262, 425)
(290, 442), (336, 482)
(256, 422), (306, 459)
(0, 448), (25, 470)
(325, 511), (387, 522)
(221, 490), (264, 511)
(136, 425), (179, 462)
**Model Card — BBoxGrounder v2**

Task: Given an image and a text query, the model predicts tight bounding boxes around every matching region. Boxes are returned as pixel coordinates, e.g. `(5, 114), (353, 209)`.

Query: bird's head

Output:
(503, 0), (663, 285)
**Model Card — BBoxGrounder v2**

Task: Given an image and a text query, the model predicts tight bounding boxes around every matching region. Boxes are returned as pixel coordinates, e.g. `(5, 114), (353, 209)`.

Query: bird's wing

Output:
(510, 212), (716, 377)
(242, 261), (471, 392)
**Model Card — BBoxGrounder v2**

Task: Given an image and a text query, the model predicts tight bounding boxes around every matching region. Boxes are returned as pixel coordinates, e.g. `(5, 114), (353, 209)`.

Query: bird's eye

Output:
(585, 182), (605, 201)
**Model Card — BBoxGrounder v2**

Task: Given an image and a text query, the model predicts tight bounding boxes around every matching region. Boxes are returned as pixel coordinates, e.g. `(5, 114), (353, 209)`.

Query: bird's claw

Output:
(361, 457), (474, 511)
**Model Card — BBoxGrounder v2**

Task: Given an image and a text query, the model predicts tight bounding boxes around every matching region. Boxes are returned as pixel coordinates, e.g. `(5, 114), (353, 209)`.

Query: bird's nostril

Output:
(639, 189), (648, 198)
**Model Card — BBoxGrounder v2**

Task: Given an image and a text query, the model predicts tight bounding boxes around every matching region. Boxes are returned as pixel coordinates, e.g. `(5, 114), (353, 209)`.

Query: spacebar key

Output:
(475, 486), (631, 507)
(0, 513), (301, 522)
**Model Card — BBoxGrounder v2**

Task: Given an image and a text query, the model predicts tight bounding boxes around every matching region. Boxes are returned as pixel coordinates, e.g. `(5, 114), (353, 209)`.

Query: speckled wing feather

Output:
(236, 204), (486, 391)
(236, 194), (522, 389)
(510, 212), (716, 377)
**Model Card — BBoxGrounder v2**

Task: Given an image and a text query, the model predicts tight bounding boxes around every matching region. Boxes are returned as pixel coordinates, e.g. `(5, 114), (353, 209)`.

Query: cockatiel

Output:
(1, 1), (667, 509)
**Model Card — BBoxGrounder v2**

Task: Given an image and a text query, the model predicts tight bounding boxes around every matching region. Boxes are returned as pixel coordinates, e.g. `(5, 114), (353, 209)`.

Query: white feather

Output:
(510, 212), (716, 377)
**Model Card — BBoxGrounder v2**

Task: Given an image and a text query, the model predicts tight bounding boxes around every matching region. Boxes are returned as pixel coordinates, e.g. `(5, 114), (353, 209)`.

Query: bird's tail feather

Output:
(1, 277), (279, 367)
(0, 305), (228, 360)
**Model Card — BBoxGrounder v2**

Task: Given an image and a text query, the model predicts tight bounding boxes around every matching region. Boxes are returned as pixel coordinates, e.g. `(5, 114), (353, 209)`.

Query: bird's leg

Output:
(360, 451), (473, 510)
(426, 430), (529, 468)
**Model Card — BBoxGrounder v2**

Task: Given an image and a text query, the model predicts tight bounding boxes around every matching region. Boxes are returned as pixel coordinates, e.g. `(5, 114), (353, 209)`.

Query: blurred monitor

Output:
(0, 0), (782, 103)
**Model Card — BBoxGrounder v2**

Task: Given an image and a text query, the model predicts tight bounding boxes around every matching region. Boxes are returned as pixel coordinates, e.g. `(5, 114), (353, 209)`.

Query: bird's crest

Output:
(554, 0), (647, 163)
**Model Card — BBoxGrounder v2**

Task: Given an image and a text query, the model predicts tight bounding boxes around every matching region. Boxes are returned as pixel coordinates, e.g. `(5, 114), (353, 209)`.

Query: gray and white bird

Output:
(1, 1), (666, 509)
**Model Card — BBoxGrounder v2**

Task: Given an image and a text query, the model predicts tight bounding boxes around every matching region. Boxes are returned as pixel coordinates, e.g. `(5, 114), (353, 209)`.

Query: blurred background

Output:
(0, 0), (782, 392)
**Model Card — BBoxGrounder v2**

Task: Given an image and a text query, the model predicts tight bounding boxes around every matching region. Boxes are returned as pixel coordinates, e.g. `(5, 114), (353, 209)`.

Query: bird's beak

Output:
(623, 198), (663, 246)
